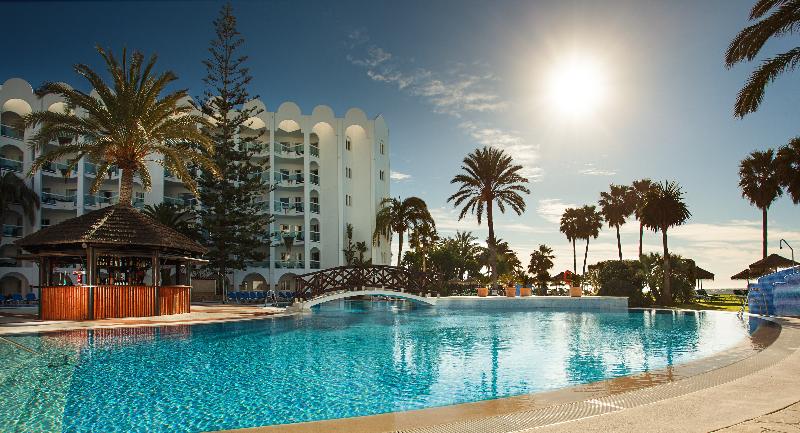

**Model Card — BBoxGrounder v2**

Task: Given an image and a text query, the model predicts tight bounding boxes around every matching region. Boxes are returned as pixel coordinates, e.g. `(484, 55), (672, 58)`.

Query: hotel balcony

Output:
(84, 194), (118, 208)
(85, 162), (119, 178)
(274, 260), (304, 269)
(164, 195), (198, 208)
(0, 157), (23, 173)
(309, 144), (319, 158)
(41, 161), (76, 178)
(310, 260), (321, 269)
(309, 173), (319, 186)
(270, 230), (304, 246)
(0, 123), (24, 141)
(309, 202), (320, 215)
(309, 231), (320, 243)
(274, 172), (304, 187)
(41, 192), (77, 209)
(3, 224), (22, 238)
(273, 142), (304, 159)
(272, 201), (304, 216)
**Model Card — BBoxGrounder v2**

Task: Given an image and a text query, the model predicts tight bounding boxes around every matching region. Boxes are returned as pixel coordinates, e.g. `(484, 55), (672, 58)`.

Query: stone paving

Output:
(716, 401), (800, 433)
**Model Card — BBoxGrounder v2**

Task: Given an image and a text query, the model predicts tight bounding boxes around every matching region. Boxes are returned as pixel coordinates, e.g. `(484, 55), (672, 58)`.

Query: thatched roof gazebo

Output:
(16, 204), (207, 320)
(748, 254), (799, 273)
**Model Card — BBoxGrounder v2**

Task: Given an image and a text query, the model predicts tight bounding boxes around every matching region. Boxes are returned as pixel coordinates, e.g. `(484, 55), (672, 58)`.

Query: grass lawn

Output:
(676, 294), (747, 312)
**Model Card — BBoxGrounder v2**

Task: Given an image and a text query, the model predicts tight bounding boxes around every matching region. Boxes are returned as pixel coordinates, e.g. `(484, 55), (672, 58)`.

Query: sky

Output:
(2, 0), (799, 288)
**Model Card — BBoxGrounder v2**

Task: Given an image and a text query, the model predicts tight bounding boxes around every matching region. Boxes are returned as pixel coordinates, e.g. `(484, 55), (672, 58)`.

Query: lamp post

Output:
(780, 239), (795, 264)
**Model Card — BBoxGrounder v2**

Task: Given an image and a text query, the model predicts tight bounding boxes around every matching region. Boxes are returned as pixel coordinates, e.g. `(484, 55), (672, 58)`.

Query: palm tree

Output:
(560, 207), (581, 274)
(598, 184), (636, 261)
(631, 179), (654, 258)
(739, 149), (782, 259)
(726, 1), (800, 117)
(528, 244), (555, 295)
(373, 196), (434, 267)
(141, 203), (197, 239)
(0, 173), (39, 244)
(640, 181), (691, 306)
(777, 137), (800, 204)
(24, 46), (218, 205)
(452, 231), (481, 279)
(576, 205), (603, 276)
(409, 221), (438, 272)
(449, 146), (530, 286)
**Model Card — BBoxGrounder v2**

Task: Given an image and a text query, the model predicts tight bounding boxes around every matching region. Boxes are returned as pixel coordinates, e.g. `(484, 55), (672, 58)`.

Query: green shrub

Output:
(595, 260), (649, 307)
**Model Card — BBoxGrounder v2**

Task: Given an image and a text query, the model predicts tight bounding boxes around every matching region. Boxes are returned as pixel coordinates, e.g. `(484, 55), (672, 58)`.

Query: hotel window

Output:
(380, 141), (385, 155)
(379, 170), (385, 181)
(345, 137), (351, 151)
(345, 195), (352, 206)
(346, 167), (352, 179)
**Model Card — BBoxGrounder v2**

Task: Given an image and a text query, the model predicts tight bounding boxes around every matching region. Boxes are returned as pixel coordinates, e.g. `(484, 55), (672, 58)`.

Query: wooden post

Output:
(153, 251), (160, 315)
(37, 257), (47, 319)
(86, 246), (95, 320)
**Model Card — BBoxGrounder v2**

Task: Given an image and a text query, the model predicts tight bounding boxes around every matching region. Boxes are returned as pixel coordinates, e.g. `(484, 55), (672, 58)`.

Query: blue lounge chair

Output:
(256, 291), (266, 301)
(227, 292), (237, 303)
(25, 293), (37, 303)
(11, 293), (24, 304)
(248, 291), (258, 302)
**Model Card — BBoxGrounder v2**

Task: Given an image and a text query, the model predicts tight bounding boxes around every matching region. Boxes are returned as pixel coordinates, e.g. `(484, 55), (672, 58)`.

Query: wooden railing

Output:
(294, 265), (442, 301)
(40, 285), (191, 321)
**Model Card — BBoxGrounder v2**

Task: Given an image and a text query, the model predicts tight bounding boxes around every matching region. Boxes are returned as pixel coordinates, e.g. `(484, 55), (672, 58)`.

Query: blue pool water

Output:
(0, 303), (759, 432)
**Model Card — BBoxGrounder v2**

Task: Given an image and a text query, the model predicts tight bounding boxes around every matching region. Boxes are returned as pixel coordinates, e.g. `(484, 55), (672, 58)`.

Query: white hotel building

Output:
(0, 77), (391, 297)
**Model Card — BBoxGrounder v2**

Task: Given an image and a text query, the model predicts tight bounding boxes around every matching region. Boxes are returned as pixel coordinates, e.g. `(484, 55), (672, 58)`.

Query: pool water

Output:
(1, 303), (755, 432)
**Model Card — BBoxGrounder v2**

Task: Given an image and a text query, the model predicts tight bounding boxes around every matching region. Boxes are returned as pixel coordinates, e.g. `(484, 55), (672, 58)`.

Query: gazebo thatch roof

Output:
(695, 266), (714, 280)
(16, 204), (206, 255)
(748, 254), (798, 271)
(731, 268), (764, 280)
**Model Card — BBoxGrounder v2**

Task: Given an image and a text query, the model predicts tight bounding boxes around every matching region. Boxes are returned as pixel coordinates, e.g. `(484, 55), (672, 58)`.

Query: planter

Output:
(477, 287), (489, 297)
(520, 287), (532, 297)
(505, 287), (516, 297)
(569, 285), (583, 297)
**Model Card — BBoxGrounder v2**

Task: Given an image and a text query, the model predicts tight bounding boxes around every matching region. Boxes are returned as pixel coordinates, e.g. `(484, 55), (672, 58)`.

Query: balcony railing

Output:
(0, 124), (23, 140)
(310, 231), (320, 242)
(0, 157), (23, 173)
(133, 197), (145, 208)
(274, 143), (304, 157)
(2, 224), (22, 238)
(42, 192), (77, 205)
(275, 260), (301, 269)
(247, 260), (270, 268)
(310, 260), (321, 269)
(274, 201), (303, 213)
(310, 145), (319, 157)
(272, 230), (304, 243)
(309, 202), (320, 214)
(310, 173), (319, 185)
(164, 196), (197, 208)
(85, 194), (118, 207)
(42, 161), (73, 176)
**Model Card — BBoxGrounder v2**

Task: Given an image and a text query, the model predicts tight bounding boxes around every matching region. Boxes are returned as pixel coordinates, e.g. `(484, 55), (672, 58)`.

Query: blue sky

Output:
(3, 0), (799, 287)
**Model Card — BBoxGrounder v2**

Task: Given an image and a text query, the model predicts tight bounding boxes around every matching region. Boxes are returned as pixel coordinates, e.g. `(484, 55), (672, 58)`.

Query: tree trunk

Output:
(582, 238), (590, 276)
(397, 232), (404, 267)
(119, 169), (134, 206)
(661, 229), (672, 306)
(572, 239), (577, 274)
(639, 222), (644, 258)
(762, 207), (768, 260)
(487, 200), (497, 289)
(616, 225), (622, 260)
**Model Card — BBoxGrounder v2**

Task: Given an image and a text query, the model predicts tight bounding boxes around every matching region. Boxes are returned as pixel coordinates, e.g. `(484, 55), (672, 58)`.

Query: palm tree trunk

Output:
(119, 169), (134, 206)
(762, 207), (768, 260)
(661, 229), (672, 305)
(582, 238), (589, 276)
(487, 200), (497, 288)
(616, 225), (622, 260)
(397, 232), (404, 267)
(572, 239), (577, 274)
(639, 222), (644, 258)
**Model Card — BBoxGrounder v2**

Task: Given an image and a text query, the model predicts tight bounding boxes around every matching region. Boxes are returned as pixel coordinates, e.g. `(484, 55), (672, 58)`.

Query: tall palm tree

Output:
(640, 181), (691, 306)
(24, 46), (218, 205)
(726, 0), (800, 117)
(739, 149), (783, 259)
(560, 207), (581, 274)
(0, 173), (39, 244)
(576, 205), (603, 276)
(631, 179), (654, 258)
(141, 203), (197, 240)
(373, 196), (434, 267)
(777, 137), (800, 204)
(409, 221), (439, 272)
(449, 146), (530, 286)
(528, 244), (555, 295)
(598, 184), (636, 261)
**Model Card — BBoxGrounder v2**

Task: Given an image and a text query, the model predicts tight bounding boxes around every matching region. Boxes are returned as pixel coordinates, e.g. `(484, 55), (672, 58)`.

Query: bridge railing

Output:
(293, 265), (442, 301)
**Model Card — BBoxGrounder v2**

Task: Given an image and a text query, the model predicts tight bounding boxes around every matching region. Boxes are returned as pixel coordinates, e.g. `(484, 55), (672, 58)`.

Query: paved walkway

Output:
(715, 401), (800, 432)
(0, 303), (287, 335)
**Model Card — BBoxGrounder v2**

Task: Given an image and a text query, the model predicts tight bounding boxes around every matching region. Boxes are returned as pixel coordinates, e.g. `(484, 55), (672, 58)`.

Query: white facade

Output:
(0, 77), (390, 297)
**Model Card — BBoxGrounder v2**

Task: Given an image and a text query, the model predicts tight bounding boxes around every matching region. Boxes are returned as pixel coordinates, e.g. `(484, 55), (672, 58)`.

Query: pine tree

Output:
(197, 3), (272, 298)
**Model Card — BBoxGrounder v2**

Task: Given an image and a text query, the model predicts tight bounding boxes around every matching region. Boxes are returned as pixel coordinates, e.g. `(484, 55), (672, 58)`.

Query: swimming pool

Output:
(0, 303), (760, 432)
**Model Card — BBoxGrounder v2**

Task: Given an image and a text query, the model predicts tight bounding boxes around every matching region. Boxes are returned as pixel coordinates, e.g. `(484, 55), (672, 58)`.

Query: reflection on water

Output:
(0, 302), (758, 433)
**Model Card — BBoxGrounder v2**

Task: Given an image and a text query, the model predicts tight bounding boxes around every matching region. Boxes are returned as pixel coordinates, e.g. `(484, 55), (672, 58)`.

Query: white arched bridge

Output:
(288, 265), (442, 311)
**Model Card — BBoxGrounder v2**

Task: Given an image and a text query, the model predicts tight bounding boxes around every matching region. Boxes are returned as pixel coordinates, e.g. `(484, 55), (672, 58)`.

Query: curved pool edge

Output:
(216, 312), (793, 433)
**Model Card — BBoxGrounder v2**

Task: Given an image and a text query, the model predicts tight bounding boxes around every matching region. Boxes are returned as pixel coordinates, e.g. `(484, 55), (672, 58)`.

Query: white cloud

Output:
(390, 170), (411, 181)
(458, 121), (543, 181)
(579, 163), (616, 176)
(536, 198), (577, 224)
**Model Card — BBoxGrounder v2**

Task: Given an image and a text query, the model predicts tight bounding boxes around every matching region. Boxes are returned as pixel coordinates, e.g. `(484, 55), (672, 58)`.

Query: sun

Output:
(547, 56), (607, 117)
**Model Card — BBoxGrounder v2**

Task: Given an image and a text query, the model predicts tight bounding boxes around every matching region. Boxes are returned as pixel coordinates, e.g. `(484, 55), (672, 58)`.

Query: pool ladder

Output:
(746, 286), (769, 316)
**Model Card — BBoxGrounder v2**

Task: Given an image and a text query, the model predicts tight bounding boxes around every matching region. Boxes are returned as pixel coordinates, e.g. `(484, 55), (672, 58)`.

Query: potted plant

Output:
(520, 286), (532, 297)
(505, 286), (516, 297)
(477, 287), (489, 297)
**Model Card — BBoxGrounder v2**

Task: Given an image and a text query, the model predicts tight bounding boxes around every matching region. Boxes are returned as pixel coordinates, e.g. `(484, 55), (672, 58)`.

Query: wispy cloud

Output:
(390, 170), (411, 181)
(536, 198), (577, 224)
(579, 163), (616, 176)
(347, 30), (543, 179)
